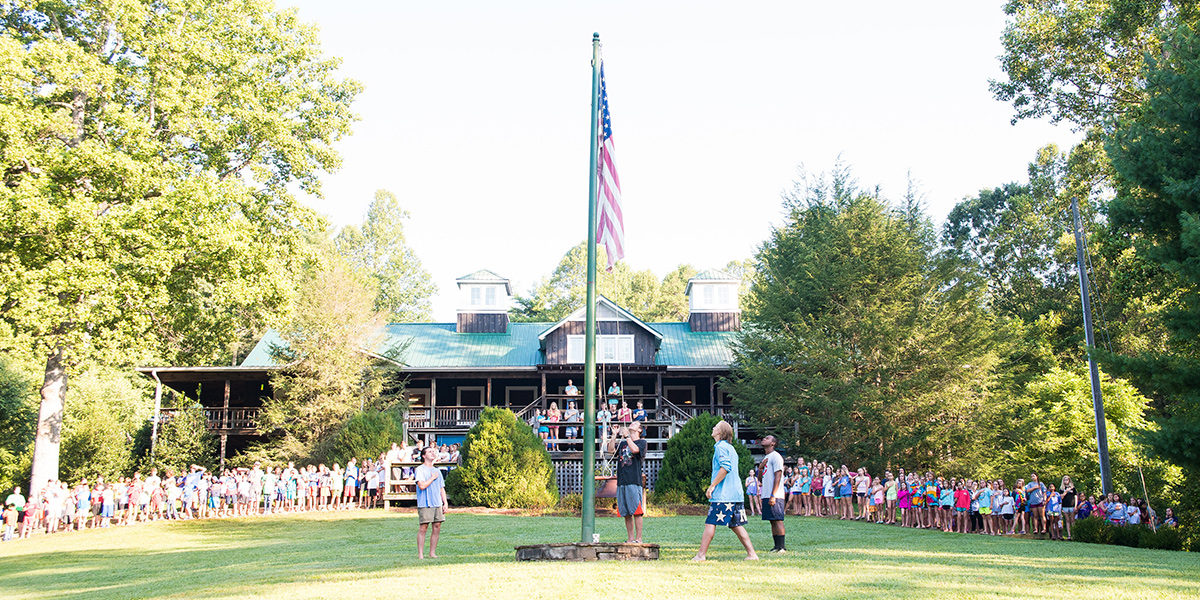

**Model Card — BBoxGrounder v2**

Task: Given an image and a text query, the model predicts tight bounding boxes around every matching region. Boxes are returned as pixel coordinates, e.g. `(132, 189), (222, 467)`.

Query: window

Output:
(485, 286), (496, 306)
(470, 287), (482, 306)
(702, 285), (714, 306)
(567, 334), (634, 363)
(718, 285), (731, 306)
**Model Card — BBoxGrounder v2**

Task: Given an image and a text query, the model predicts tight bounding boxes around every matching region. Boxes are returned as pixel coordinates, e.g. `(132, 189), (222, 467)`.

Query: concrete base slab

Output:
(515, 542), (660, 561)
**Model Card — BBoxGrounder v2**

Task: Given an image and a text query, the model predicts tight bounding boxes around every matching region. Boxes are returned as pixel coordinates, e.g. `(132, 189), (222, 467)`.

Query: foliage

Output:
(647, 487), (692, 506)
(983, 367), (1181, 505)
(315, 408), (406, 465)
(135, 396), (216, 475)
(444, 408), (558, 508)
(259, 254), (392, 461)
(510, 242), (751, 322)
(1072, 516), (1114, 545)
(725, 167), (1001, 474)
(991, 0), (1198, 129)
(656, 413), (752, 503)
(0, 355), (36, 491)
(1105, 25), (1200, 479)
(1071, 518), (1185, 553)
(0, 0), (358, 489)
(58, 368), (152, 484)
(335, 190), (436, 322)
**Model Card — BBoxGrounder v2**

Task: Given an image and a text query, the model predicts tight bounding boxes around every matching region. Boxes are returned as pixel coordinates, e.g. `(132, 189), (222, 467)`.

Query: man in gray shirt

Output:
(415, 446), (447, 559)
(760, 435), (787, 552)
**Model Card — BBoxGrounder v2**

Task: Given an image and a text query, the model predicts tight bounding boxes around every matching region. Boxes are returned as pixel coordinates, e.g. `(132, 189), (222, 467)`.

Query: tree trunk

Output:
(30, 347), (67, 496)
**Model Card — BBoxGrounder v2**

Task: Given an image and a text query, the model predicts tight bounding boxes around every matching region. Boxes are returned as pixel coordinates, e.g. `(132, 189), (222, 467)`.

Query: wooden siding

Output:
(543, 321), (657, 365)
(457, 312), (508, 333)
(688, 311), (740, 332)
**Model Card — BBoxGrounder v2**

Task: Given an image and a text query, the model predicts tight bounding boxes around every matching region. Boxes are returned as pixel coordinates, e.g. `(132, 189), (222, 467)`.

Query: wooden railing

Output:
(159, 407), (260, 432)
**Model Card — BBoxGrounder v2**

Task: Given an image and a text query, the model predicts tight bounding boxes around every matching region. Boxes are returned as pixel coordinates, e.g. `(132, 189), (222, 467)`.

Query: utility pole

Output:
(1071, 197), (1113, 495)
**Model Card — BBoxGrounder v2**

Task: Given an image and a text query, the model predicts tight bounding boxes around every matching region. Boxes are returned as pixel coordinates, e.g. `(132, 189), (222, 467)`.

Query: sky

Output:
(280, 0), (1080, 321)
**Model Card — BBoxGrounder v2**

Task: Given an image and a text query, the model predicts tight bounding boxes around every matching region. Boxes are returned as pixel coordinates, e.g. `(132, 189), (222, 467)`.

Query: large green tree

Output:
(0, 0), (358, 492)
(725, 168), (1001, 473)
(992, 0), (1198, 129)
(1105, 25), (1200, 474)
(256, 254), (395, 461)
(335, 189), (436, 322)
(511, 242), (749, 323)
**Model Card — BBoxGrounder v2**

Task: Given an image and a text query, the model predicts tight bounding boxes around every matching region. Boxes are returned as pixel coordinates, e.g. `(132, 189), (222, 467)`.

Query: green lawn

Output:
(1, 510), (1197, 599)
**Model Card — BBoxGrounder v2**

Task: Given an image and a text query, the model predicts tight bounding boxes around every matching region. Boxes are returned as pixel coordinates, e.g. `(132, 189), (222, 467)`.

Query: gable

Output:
(537, 295), (662, 345)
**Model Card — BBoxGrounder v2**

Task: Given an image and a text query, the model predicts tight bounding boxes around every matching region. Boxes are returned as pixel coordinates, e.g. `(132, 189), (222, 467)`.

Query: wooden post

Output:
(486, 378), (492, 406)
(540, 371), (547, 408)
(220, 379), (231, 470)
(708, 377), (715, 412)
(430, 378), (437, 428)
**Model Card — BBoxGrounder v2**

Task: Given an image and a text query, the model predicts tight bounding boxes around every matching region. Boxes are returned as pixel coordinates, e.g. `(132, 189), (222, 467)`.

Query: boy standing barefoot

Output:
(416, 446), (447, 559)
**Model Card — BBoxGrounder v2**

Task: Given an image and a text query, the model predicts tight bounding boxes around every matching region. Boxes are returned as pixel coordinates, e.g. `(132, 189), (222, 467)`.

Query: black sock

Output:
(773, 534), (785, 550)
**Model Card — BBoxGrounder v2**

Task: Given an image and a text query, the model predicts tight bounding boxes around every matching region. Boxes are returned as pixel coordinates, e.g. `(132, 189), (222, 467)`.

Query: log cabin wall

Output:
(688, 311), (741, 332)
(456, 312), (509, 333)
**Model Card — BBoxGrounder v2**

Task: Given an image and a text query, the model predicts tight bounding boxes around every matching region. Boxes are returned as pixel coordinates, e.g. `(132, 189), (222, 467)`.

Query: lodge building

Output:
(138, 269), (745, 491)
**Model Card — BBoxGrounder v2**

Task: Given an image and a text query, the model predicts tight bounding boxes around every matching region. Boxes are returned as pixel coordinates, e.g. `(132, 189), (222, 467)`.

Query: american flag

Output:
(596, 65), (624, 270)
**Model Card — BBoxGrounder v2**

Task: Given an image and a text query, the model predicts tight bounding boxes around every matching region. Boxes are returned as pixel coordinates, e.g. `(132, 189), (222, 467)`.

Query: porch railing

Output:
(158, 407), (260, 432)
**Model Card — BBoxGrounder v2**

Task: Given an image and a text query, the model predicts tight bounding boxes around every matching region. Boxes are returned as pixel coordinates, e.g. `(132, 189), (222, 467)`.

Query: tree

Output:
(137, 397), (216, 474)
(656, 413), (753, 503)
(257, 255), (392, 461)
(1105, 25), (1200, 476)
(991, 0), (1198, 129)
(0, 0), (359, 492)
(724, 167), (1001, 474)
(335, 190), (436, 322)
(445, 408), (558, 508)
(58, 367), (152, 484)
(510, 242), (743, 323)
(985, 367), (1181, 505)
(0, 355), (36, 491)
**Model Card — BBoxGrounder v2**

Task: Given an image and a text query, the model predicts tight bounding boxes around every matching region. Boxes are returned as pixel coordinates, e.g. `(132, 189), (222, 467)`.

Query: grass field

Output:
(2, 509), (1198, 599)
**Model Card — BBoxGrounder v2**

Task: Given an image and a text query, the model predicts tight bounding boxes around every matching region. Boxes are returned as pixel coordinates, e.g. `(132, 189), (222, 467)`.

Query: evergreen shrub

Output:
(317, 408), (405, 464)
(1072, 517), (1114, 545)
(445, 408), (558, 508)
(656, 413), (753, 503)
(1138, 525), (1183, 551)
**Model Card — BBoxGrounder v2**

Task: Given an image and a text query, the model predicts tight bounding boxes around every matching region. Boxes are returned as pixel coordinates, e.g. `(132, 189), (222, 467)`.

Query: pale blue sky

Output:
(281, 0), (1078, 320)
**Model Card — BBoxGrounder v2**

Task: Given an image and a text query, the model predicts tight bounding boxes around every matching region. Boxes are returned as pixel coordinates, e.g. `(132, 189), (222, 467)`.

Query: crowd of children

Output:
(1, 441), (461, 542)
(743, 459), (1171, 540)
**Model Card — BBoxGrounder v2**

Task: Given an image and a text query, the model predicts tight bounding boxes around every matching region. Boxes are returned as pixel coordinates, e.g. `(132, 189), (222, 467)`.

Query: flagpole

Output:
(581, 32), (601, 544)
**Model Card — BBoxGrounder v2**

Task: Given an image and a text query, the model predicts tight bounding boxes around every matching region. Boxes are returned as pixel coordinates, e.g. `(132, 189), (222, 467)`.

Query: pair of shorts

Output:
(956, 507), (967, 512)
(762, 498), (786, 521)
(941, 505), (951, 510)
(979, 507), (992, 515)
(417, 506), (445, 524)
(705, 501), (748, 528)
(616, 484), (643, 517)
(1003, 514), (1014, 520)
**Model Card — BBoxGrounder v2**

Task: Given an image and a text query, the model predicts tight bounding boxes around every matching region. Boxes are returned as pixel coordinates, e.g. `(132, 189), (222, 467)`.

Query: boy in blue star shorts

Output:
(693, 420), (758, 561)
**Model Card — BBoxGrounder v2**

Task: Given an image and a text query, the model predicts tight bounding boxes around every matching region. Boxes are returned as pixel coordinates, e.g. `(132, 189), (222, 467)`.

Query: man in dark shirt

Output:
(607, 422), (647, 543)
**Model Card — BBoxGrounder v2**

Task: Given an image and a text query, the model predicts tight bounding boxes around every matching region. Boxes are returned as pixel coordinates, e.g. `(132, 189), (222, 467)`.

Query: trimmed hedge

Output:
(1073, 517), (1184, 551)
(656, 413), (753, 503)
(445, 408), (558, 508)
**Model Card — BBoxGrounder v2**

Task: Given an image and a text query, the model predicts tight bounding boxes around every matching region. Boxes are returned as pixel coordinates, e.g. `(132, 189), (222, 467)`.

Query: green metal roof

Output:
(685, 269), (740, 295)
(242, 320), (735, 370)
(456, 269), (511, 294)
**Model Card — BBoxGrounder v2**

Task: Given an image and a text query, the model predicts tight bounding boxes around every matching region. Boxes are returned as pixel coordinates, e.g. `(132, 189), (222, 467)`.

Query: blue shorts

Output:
(101, 504), (114, 518)
(705, 502), (748, 528)
(616, 484), (643, 517)
(762, 498), (786, 521)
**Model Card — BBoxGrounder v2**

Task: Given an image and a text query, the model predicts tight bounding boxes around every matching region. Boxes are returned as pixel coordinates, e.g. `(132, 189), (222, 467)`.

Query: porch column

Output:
(708, 377), (715, 411)
(220, 379), (231, 470)
(486, 378), (492, 406)
(540, 372), (547, 409)
(430, 378), (437, 429)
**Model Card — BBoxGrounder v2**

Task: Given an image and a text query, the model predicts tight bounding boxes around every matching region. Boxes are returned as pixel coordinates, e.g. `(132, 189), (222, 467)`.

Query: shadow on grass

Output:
(0, 513), (1197, 599)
